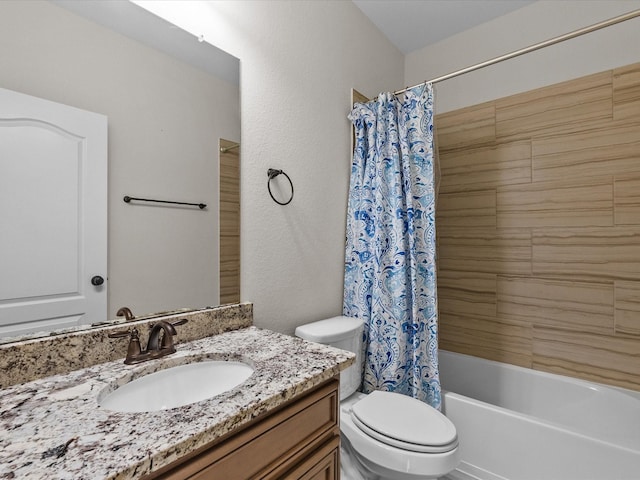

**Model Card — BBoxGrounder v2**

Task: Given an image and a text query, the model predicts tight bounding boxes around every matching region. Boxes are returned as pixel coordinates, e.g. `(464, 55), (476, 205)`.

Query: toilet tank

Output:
(294, 316), (364, 400)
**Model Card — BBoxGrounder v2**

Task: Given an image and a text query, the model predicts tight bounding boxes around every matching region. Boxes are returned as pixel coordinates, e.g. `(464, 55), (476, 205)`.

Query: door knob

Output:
(91, 275), (105, 286)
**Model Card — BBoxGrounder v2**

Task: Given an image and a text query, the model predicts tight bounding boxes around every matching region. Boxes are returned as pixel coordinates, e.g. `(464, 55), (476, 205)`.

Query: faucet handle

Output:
(108, 328), (132, 338)
(148, 318), (187, 337)
(147, 318), (187, 330)
(108, 328), (143, 365)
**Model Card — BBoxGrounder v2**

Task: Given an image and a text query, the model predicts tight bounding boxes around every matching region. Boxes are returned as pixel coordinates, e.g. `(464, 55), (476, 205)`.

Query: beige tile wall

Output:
(435, 63), (640, 391)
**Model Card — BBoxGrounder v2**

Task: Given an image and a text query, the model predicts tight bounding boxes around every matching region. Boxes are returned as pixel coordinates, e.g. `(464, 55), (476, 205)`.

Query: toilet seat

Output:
(340, 392), (460, 479)
(350, 390), (458, 453)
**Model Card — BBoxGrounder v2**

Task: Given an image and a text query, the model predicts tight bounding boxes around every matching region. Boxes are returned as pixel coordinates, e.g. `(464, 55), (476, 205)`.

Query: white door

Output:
(0, 87), (107, 338)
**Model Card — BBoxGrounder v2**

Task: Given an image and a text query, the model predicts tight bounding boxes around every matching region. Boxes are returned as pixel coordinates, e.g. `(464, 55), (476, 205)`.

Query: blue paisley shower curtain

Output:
(344, 84), (440, 409)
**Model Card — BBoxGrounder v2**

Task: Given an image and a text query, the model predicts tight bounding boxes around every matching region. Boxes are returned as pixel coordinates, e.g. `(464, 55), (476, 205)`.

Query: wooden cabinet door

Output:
(146, 378), (339, 480)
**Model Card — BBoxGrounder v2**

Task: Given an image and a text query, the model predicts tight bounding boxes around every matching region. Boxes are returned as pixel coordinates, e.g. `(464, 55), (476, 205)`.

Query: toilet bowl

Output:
(295, 316), (460, 480)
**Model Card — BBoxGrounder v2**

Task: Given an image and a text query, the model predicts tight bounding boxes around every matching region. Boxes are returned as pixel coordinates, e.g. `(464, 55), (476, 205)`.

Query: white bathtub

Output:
(438, 350), (640, 480)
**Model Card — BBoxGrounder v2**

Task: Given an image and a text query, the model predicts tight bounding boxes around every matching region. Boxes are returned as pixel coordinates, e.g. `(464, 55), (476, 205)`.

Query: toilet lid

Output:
(350, 390), (458, 453)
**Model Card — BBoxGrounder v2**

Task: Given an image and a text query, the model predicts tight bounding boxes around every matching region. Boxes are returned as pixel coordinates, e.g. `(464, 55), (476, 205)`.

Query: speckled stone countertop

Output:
(0, 326), (354, 479)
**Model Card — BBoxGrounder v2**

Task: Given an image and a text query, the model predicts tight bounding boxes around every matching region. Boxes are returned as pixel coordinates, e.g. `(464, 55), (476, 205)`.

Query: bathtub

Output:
(438, 350), (640, 480)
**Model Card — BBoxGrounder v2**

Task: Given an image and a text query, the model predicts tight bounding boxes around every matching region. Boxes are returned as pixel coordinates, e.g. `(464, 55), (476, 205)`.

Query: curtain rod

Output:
(394, 8), (640, 96)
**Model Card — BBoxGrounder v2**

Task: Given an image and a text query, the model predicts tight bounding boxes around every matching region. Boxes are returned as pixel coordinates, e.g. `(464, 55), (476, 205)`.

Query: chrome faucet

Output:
(108, 319), (187, 364)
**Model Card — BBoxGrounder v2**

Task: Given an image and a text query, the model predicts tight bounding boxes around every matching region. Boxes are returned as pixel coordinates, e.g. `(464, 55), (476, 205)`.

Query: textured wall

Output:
(435, 63), (640, 391)
(136, 1), (404, 334)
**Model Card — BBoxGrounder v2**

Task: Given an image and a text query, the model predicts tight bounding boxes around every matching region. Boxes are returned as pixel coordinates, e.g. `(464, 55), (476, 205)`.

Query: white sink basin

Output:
(99, 360), (254, 413)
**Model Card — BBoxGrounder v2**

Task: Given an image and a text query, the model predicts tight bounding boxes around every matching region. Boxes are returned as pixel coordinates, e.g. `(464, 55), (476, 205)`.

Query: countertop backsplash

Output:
(0, 303), (253, 388)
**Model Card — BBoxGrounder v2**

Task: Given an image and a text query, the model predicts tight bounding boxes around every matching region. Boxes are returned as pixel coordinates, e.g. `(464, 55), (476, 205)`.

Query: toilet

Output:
(295, 316), (460, 480)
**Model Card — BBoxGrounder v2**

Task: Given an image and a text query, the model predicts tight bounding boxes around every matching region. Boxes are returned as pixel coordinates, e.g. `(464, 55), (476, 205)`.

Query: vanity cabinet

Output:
(145, 377), (340, 480)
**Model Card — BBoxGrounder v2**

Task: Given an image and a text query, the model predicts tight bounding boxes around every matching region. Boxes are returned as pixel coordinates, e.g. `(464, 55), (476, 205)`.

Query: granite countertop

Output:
(0, 326), (354, 479)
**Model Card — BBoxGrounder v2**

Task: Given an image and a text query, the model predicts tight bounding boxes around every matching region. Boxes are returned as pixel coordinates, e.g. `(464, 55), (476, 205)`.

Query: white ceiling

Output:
(352, 0), (535, 54)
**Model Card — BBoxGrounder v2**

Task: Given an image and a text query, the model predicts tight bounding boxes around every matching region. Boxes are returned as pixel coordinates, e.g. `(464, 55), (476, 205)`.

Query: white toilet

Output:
(295, 316), (459, 480)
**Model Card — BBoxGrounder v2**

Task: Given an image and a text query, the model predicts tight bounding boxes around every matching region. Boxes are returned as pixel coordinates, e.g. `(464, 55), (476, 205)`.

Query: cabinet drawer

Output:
(281, 437), (339, 480)
(151, 378), (339, 480)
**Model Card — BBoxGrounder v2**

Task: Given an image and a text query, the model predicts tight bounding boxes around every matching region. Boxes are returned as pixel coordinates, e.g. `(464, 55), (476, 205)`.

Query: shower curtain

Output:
(344, 84), (440, 409)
